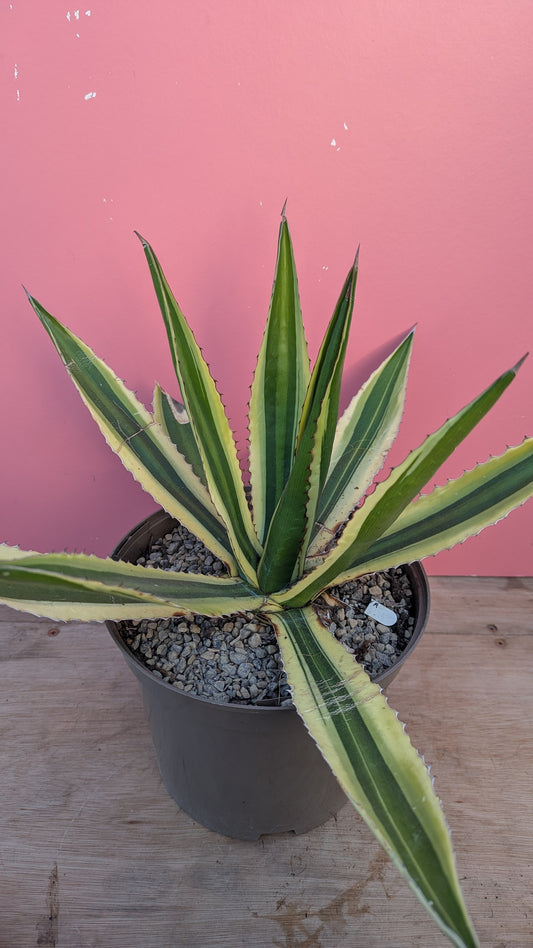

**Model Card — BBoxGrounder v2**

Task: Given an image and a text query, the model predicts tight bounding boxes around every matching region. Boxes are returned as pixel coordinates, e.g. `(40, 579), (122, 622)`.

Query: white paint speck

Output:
(16, 90), (20, 101)
(344, 122), (349, 130)
(74, 9), (80, 18)
(85, 9), (91, 15)
(330, 138), (336, 147)
(84, 91), (96, 100)
(322, 266), (329, 270)
(14, 64), (18, 79)
(66, 10), (70, 20)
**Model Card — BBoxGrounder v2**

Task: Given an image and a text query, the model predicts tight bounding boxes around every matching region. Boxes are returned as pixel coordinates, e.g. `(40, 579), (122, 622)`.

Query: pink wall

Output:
(1, 1), (532, 575)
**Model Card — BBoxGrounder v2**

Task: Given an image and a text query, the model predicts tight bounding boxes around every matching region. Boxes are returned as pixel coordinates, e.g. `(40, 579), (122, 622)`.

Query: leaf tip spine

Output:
(512, 352), (529, 374)
(134, 230), (149, 249)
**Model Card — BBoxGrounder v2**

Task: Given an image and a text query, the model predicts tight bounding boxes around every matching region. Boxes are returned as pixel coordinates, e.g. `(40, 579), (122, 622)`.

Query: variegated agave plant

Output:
(2, 214), (533, 948)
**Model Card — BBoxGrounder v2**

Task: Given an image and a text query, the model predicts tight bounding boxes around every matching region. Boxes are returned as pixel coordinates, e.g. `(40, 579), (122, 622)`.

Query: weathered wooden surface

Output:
(0, 576), (532, 947)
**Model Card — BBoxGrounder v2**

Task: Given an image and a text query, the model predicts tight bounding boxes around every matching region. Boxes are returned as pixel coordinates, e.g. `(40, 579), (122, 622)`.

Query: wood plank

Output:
(426, 575), (533, 635)
(0, 579), (531, 947)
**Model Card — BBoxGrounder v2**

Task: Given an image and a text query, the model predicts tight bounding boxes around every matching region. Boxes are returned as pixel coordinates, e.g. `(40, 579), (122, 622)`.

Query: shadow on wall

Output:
(339, 329), (414, 414)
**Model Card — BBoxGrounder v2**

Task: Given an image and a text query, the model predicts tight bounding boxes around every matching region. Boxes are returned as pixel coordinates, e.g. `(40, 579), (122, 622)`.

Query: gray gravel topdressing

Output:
(118, 523), (416, 706)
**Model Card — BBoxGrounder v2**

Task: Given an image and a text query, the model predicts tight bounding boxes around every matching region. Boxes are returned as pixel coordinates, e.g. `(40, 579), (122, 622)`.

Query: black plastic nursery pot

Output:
(106, 510), (430, 841)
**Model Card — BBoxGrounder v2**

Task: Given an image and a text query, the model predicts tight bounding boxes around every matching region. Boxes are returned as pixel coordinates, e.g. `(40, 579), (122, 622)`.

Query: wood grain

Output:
(0, 578), (531, 947)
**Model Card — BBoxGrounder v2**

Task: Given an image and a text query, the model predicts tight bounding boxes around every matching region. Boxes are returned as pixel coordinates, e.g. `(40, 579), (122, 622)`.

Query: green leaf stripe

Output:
(137, 236), (261, 585)
(0, 546), (270, 621)
(28, 295), (234, 569)
(297, 255), (359, 487)
(310, 330), (414, 551)
(272, 606), (478, 948)
(256, 406), (322, 593)
(339, 359), (523, 566)
(339, 439), (533, 577)
(153, 385), (207, 486)
(279, 357), (525, 606)
(248, 215), (310, 543)
(257, 260), (359, 593)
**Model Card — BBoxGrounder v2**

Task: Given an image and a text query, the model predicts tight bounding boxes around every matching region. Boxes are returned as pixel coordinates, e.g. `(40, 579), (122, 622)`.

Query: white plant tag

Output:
(364, 599), (398, 627)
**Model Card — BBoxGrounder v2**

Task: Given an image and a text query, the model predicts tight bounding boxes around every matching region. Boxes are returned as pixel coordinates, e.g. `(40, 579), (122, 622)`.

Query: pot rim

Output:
(106, 509), (430, 713)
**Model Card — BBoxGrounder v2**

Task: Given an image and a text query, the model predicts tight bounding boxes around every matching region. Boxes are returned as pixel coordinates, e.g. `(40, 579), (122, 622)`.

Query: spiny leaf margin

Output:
(137, 234), (261, 586)
(248, 213), (310, 543)
(27, 294), (235, 570)
(270, 605), (479, 948)
(0, 545), (273, 621)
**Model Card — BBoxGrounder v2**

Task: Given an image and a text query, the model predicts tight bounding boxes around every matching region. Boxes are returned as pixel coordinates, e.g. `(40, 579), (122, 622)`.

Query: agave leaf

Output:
(257, 259), (359, 593)
(153, 384), (206, 486)
(0, 545), (272, 622)
(27, 295), (236, 571)
(309, 329), (414, 555)
(256, 391), (328, 593)
(331, 439), (533, 578)
(298, 249), (360, 486)
(137, 235), (261, 586)
(278, 357), (526, 607)
(270, 606), (478, 948)
(248, 214), (310, 543)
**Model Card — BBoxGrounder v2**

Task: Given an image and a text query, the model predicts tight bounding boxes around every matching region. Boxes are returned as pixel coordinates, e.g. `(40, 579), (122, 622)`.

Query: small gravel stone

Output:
(117, 521), (419, 707)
